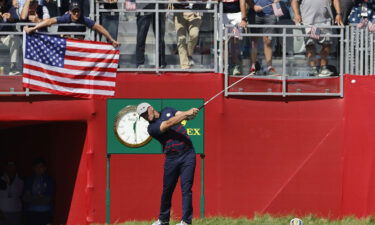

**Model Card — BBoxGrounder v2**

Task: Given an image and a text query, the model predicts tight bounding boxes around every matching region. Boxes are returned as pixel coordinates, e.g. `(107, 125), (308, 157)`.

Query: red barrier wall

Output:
(0, 74), (374, 224)
(342, 76), (375, 217)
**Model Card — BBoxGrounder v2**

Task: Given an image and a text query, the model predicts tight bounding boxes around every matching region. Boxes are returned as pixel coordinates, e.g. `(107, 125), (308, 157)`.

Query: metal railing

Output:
(223, 24), (345, 97)
(0, 23), (87, 96)
(345, 24), (375, 75)
(95, 0), (222, 73)
(0, 2), (374, 97)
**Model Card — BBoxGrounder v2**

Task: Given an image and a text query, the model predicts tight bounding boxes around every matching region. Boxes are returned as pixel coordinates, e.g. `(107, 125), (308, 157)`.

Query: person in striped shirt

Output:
(24, 1), (120, 47)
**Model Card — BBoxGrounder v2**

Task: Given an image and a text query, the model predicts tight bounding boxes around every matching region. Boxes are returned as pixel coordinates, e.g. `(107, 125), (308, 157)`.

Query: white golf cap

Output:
(136, 102), (151, 115)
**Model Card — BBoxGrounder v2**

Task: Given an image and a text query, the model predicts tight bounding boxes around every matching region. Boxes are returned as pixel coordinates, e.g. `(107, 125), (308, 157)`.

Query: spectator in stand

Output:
(249, 0), (278, 75)
(100, 0), (119, 43)
(43, 0), (58, 17)
(23, 158), (55, 225)
(24, 1), (120, 47)
(273, 0), (293, 58)
(58, 0), (69, 15)
(0, 161), (24, 225)
(223, 0), (247, 75)
(58, 0), (91, 35)
(20, 0), (50, 23)
(342, 0), (355, 25)
(291, 0), (343, 77)
(12, 0), (22, 19)
(60, 0), (90, 17)
(173, 1), (202, 69)
(348, 0), (375, 24)
(13, 0), (53, 22)
(0, 0), (21, 75)
(135, 0), (166, 68)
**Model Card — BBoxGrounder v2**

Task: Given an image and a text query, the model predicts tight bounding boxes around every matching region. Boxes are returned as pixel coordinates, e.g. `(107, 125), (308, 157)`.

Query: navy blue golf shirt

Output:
(56, 13), (96, 29)
(148, 107), (194, 154)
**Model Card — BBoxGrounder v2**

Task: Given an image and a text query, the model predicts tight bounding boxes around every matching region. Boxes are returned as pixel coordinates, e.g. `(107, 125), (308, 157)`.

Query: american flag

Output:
(271, 2), (284, 17)
(309, 26), (321, 40)
(368, 21), (375, 32)
(232, 26), (241, 39)
(22, 33), (119, 99)
(357, 18), (368, 29)
(125, 0), (136, 11)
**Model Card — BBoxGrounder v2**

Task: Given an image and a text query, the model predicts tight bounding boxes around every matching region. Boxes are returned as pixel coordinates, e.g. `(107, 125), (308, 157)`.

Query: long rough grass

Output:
(104, 214), (375, 225)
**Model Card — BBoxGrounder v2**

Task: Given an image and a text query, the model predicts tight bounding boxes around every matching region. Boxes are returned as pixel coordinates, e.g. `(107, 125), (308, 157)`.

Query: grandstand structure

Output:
(0, 1), (373, 96)
(1, 1), (375, 225)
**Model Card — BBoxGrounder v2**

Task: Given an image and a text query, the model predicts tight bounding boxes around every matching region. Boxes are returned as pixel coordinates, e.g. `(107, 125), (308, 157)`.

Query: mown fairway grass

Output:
(102, 214), (375, 225)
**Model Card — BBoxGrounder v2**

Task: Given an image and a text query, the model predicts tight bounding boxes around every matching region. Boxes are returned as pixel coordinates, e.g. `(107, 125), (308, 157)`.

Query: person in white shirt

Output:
(0, 161), (24, 225)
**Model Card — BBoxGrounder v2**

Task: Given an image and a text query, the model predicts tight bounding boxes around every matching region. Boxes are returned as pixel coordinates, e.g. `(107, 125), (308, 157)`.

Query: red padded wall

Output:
(1, 74), (375, 224)
(101, 74), (346, 223)
(342, 75), (375, 217)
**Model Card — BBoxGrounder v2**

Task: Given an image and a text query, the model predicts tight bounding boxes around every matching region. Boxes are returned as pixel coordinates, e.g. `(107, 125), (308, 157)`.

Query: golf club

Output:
(198, 73), (255, 110)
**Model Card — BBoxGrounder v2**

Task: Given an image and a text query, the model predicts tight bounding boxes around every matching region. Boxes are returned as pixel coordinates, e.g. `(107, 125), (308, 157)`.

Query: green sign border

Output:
(107, 98), (205, 154)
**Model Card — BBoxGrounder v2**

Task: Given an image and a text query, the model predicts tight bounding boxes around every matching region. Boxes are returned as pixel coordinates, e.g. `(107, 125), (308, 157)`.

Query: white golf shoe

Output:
(176, 220), (190, 225)
(152, 219), (169, 225)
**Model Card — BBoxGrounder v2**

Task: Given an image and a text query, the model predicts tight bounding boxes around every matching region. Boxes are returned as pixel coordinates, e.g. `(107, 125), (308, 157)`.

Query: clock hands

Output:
(115, 106), (152, 148)
(133, 118), (138, 143)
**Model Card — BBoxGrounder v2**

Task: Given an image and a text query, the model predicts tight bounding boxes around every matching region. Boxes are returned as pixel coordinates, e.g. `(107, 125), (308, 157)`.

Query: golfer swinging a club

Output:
(137, 103), (199, 225)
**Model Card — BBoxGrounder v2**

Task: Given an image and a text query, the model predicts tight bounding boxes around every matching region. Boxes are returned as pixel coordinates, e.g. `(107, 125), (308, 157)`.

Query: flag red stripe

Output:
(24, 64), (116, 81)
(23, 83), (111, 99)
(65, 55), (119, 64)
(63, 64), (117, 72)
(23, 73), (116, 91)
(66, 46), (119, 54)
(67, 38), (115, 47)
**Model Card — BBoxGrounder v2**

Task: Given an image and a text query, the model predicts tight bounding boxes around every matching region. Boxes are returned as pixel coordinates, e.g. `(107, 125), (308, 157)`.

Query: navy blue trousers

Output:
(159, 149), (196, 224)
(136, 12), (166, 67)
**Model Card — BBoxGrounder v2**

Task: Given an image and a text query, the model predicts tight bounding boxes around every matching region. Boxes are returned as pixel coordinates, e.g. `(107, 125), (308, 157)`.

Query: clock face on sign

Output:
(113, 105), (152, 148)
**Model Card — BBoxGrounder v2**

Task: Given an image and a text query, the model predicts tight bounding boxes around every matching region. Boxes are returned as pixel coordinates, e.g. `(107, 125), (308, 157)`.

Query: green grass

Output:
(102, 214), (375, 225)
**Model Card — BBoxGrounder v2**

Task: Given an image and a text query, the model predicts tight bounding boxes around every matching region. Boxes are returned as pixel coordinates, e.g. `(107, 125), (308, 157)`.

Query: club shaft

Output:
(198, 73), (253, 110)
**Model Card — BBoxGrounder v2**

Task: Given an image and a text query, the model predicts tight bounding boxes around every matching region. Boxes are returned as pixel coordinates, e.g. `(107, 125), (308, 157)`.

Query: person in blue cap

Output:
(24, 1), (120, 47)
